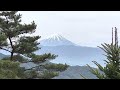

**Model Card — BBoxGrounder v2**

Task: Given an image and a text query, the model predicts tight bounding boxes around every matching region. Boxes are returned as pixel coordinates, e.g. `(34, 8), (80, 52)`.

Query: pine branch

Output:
(80, 73), (88, 79)
(0, 47), (11, 53)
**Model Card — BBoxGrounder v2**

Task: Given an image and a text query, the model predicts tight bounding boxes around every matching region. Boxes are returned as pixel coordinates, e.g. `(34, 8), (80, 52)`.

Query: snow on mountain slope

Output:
(40, 34), (76, 46)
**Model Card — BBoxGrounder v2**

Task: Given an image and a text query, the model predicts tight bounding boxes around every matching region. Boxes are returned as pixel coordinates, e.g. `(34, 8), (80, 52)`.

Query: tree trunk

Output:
(8, 36), (14, 61)
(10, 51), (14, 61)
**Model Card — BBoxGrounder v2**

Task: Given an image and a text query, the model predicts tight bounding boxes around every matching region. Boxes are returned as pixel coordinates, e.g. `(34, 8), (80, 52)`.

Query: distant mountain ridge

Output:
(36, 34), (105, 67)
(36, 45), (105, 67)
(53, 66), (98, 79)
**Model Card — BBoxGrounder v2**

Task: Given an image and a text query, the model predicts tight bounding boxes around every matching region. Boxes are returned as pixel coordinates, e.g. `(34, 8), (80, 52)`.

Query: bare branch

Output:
(0, 46), (11, 53)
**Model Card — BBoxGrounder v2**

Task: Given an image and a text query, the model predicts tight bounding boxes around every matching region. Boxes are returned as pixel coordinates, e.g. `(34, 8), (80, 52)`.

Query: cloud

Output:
(19, 11), (120, 47)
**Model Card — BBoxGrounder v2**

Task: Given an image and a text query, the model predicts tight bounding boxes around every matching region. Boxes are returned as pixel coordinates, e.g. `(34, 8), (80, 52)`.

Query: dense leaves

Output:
(0, 33), (8, 47)
(43, 63), (69, 71)
(0, 11), (39, 60)
(31, 53), (57, 63)
(2, 54), (28, 63)
(0, 60), (25, 79)
(14, 36), (41, 54)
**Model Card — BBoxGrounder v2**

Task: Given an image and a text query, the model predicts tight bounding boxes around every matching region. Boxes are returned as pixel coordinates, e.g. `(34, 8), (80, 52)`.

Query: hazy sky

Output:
(19, 11), (120, 47)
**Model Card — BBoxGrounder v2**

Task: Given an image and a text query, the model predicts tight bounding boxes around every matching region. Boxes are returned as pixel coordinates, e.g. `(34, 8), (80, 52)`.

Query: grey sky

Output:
(19, 11), (120, 47)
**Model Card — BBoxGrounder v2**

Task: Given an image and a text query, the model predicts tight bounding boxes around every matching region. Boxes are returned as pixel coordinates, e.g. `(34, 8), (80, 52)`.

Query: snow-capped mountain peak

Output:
(40, 34), (76, 46)
(46, 33), (66, 41)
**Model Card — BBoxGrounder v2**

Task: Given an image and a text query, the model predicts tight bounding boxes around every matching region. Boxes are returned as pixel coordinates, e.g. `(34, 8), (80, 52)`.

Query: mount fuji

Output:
(40, 34), (77, 46)
(36, 34), (105, 67)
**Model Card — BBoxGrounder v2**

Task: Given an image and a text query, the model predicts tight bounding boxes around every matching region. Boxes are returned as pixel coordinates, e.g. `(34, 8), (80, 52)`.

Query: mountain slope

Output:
(52, 66), (98, 79)
(36, 45), (105, 67)
(36, 34), (105, 67)
(0, 53), (7, 59)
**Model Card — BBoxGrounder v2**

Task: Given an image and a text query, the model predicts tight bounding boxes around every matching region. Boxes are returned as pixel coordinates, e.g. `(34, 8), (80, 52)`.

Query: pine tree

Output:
(87, 27), (120, 79)
(0, 60), (25, 79)
(0, 11), (39, 61)
(0, 11), (68, 79)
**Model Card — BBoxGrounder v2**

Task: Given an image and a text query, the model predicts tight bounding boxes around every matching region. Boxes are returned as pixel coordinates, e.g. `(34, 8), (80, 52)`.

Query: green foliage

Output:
(2, 54), (28, 63)
(28, 53), (57, 63)
(0, 33), (8, 47)
(24, 70), (38, 79)
(0, 11), (40, 61)
(12, 54), (28, 63)
(14, 36), (41, 54)
(88, 27), (120, 79)
(0, 60), (25, 79)
(39, 70), (59, 79)
(0, 11), (68, 79)
(43, 63), (69, 71)
(87, 64), (105, 79)
(20, 52), (58, 64)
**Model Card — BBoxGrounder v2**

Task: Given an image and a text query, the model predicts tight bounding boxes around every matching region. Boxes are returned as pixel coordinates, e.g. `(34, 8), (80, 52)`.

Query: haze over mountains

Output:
(0, 53), (7, 59)
(0, 33), (106, 79)
(36, 34), (106, 68)
(0, 33), (106, 67)
(53, 66), (98, 79)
